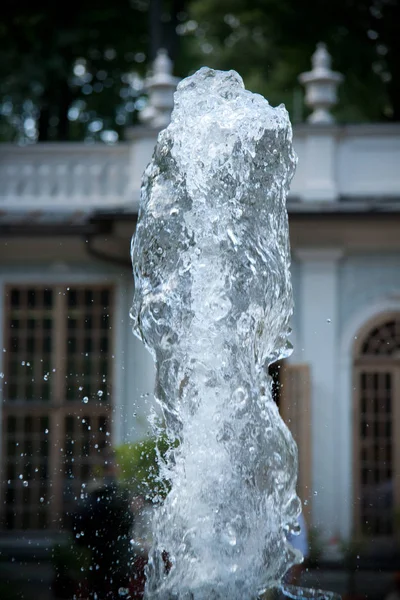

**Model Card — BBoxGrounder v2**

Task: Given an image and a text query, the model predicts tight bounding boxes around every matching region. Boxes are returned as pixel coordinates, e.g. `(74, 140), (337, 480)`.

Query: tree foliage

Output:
(1, 0), (399, 143)
(116, 435), (173, 500)
(185, 0), (400, 122)
(0, 1), (150, 142)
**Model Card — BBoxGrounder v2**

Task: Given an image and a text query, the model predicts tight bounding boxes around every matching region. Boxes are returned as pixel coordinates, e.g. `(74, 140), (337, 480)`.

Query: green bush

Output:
(52, 536), (91, 577)
(115, 435), (175, 500)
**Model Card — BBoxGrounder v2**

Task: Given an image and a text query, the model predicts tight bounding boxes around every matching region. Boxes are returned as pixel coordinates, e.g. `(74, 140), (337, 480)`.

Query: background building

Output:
(0, 46), (400, 579)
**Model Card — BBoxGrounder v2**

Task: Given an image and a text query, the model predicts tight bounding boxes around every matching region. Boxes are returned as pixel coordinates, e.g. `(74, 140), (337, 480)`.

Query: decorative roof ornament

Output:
(139, 49), (180, 129)
(299, 43), (343, 124)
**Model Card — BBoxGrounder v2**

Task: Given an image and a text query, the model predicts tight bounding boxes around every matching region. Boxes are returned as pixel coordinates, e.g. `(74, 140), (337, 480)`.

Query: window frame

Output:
(353, 314), (400, 543)
(1, 283), (115, 531)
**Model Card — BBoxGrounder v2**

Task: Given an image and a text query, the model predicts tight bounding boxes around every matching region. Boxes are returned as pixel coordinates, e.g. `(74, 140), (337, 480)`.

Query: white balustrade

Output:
(1, 43), (399, 210)
(1, 124), (400, 210)
(290, 124), (400, 202)
(0, 144), (132, 210)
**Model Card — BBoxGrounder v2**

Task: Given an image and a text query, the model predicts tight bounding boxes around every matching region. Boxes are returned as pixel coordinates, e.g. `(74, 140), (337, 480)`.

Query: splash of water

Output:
(131, 67), (302, 599)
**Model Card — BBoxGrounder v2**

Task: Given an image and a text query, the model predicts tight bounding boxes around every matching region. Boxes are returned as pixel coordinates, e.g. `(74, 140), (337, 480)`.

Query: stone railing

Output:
(1, 124), (400, 210)
(0, 143), (133, 210)
(291, 123), (400, 203)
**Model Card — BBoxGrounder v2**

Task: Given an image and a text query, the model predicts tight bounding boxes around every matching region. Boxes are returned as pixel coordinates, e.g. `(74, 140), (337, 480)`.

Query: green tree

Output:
(0, 0), (193, 142)
(184, 0), (400, 122)
(2, 0), (398, 141)
(0, 1), (150, 142)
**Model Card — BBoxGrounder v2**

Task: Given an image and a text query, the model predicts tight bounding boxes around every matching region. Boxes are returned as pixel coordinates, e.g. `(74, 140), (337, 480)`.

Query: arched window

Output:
(354, 315), (400, 539)
(360, 320), (400, 356)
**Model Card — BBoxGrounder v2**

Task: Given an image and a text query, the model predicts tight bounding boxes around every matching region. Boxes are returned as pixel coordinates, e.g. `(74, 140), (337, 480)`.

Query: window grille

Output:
(354, 316), (400, 539)
(1, 285), (113, 530)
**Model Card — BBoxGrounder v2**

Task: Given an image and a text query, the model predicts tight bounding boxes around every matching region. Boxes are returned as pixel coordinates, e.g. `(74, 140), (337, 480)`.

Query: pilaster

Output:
(296, 248), (343, 540)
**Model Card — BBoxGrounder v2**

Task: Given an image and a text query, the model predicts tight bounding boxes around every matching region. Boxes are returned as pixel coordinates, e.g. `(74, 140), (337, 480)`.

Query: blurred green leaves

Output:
(185, 0), (400, 122)
(116, 434), (176, 501)
(0, 1), (149, 142)
(1, 0), (399, 143)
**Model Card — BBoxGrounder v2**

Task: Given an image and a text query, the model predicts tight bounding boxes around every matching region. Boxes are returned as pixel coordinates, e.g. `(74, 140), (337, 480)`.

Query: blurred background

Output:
(0, 0), (399, 599)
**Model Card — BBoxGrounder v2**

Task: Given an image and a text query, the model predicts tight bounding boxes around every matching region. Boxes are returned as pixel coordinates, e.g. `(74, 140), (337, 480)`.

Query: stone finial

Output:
(139, 49), (180, 129)
(299, 43), (343, 124)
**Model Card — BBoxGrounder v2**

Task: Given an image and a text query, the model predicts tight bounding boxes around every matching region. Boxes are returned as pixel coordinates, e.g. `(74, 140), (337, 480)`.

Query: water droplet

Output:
(232, 387), (248, 409)
(313, 491), (318, 496)
(97, 390), (103, 398)
(43, 373), (49, 381)
(82, 396), (89, 404)
(79, 386), (83, 391)
(0, 372), (4, 379)
(226, 525), (237, 546)
(327, 318), (331, 323)
(18, 474), (23, 480)
(22, 481), (28, 488)
(40, 497), (44, 503)
(44, 428), (49, 434)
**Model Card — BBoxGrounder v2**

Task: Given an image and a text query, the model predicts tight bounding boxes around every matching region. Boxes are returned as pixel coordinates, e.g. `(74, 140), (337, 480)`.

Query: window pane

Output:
(1, 285), (113, 532)
(359, 370), (393, 536)
(64, 287), (112, 402)
(3, 287), (53, 404)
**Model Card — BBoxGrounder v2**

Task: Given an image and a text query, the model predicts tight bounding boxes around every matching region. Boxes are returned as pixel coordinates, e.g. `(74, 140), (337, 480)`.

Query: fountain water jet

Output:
(131, 67), (340, 600)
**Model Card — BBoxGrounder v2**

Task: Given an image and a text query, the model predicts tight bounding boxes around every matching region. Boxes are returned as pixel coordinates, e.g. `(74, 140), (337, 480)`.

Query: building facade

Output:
(1, 51), (400, 556)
